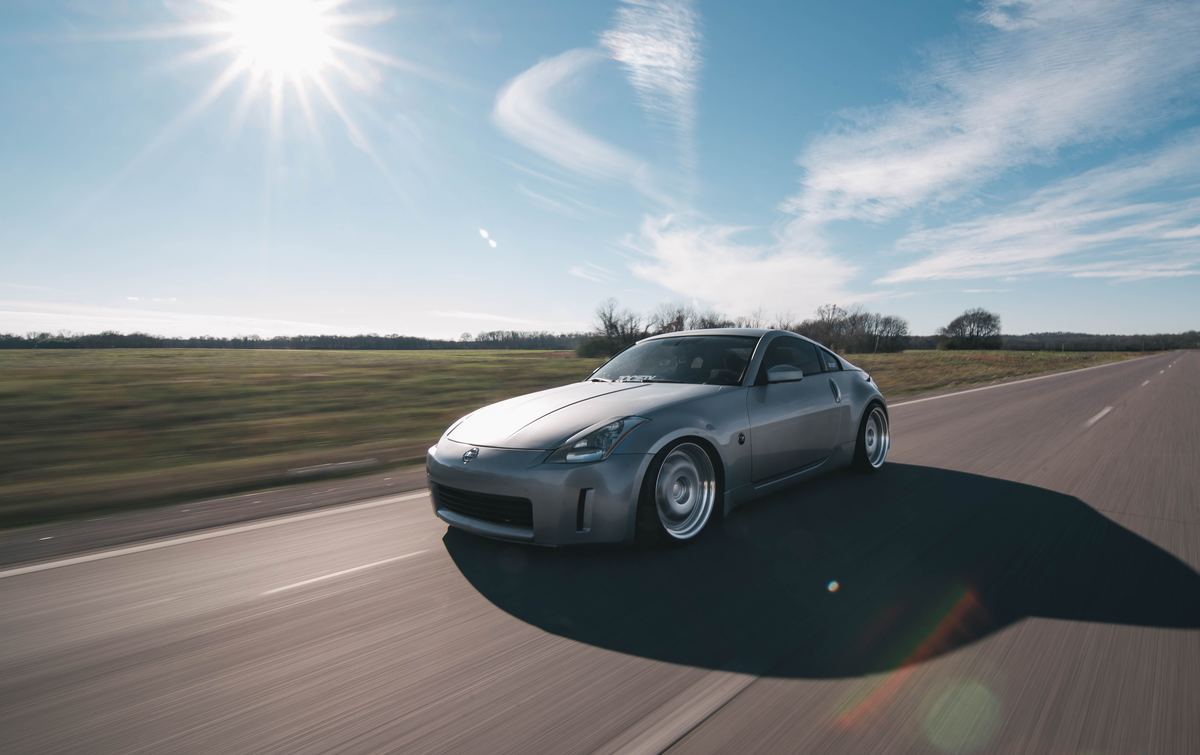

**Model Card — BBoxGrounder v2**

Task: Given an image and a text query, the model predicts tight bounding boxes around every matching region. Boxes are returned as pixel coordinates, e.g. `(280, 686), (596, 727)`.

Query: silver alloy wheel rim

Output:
(654, 442), (716, 540)
(864, 406), (890, 468)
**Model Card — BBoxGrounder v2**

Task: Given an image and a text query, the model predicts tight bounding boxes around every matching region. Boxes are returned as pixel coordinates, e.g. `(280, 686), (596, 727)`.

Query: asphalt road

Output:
(1, 351), (1197, 754)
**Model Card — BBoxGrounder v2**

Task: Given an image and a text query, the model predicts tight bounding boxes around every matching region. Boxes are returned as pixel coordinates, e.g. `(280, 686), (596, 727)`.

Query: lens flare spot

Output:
(922, 681), (1001, 753)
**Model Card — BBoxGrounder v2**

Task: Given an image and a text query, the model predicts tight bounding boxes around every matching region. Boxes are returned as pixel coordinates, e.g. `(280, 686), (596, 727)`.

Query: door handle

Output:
(829, 378), (842, 403)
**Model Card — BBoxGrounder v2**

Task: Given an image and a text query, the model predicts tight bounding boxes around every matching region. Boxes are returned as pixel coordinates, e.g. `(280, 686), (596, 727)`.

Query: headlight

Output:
(547, 416), (648, 463)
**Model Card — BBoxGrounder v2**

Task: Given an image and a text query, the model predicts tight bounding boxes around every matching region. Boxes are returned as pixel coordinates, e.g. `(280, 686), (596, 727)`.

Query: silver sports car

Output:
(426, 328), (889, 545)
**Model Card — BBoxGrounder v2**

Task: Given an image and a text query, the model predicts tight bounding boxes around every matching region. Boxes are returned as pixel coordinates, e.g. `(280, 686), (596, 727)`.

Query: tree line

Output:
(577, 299), (913, 356)
(575, 300), (1197, 356)
(0, 330), (584, 350)
(3, 306), (1195, 354)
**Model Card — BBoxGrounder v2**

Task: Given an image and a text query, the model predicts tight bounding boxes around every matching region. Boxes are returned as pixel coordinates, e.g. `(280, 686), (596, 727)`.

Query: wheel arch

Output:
(631, 433), (728, 544)
(641, 431), (728, 501)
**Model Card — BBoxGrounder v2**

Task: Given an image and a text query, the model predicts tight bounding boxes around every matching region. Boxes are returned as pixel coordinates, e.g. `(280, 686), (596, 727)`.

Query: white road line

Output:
(1084, 406), (1114, 429)
(890, 354), (1153, 408)
(593, 670), (755, 755)
(261, 550), (429, 596)
(1142, 380), (1150, 387)
(0, 490), (429, 580)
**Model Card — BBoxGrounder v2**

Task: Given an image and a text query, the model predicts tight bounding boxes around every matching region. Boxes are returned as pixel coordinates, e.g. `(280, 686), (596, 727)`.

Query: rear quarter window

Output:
(819, 348), (842, 372)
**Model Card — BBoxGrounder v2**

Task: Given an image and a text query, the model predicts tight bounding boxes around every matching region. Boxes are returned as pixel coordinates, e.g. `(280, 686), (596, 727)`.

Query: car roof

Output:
(634, 328), (861, 372)
(640, 327), (776, 341)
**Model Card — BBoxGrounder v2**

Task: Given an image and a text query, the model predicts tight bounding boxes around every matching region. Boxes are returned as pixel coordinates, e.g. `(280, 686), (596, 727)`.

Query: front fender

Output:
(618, 388), (752, 501)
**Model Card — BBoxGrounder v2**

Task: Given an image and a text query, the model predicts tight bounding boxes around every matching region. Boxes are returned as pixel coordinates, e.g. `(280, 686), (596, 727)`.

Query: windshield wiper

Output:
(589, 377), (610, 382)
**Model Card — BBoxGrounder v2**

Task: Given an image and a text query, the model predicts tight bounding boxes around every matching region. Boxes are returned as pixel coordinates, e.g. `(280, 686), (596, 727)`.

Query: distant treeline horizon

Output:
(3, 328), (1197, 352)
(0, 330), (585, 351)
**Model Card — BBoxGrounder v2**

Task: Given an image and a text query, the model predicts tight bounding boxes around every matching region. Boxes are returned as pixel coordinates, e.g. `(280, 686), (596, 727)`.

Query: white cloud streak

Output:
(880, 131), (1200, 283)
(568, 262), (614, 283)
(0, 300), (340, 337)
(429, 310), (536, 325)
(627, 216), (862, 315)
(493, 48), (661, 201)
(600, 0), (701, 175)
(789, 0), (1200, 224)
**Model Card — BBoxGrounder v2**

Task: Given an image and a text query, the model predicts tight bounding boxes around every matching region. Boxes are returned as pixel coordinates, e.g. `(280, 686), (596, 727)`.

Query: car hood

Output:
(448, 381), (725, 450)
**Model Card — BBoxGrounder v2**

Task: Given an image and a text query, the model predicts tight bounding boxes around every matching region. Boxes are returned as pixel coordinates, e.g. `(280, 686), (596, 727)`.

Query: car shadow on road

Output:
(443, 463), (1199, 678)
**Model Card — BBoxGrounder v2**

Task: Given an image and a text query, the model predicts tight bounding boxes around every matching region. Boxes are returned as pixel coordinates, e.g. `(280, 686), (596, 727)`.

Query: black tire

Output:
(634, 439), (721, 546)
(852, 402), (890, 473)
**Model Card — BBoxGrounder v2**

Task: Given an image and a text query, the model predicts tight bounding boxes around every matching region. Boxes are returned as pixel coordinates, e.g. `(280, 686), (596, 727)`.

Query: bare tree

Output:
(691, 309), (735, 329)
(734, 307), (769, 328)
(794, 304), (910, 353)
(578, 299), (647, 356)
(649, 302), (695, 334)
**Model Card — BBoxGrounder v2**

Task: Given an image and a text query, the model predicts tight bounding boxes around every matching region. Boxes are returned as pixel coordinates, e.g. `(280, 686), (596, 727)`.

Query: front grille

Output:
(432, 483), (533, 528)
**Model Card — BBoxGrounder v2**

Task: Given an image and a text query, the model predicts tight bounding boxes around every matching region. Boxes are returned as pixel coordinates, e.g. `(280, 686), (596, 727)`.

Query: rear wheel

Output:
(853, 404), (890, 472)
(636, 441), (718, 545)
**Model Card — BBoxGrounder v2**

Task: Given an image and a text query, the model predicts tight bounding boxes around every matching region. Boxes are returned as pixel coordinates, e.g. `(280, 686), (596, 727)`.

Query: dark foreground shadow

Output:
(444, 464), (1200, 678)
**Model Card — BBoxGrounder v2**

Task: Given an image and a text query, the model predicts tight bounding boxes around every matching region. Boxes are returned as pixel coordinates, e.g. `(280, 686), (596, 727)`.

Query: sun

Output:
(85, 0), (434, 203)
(121, 0), (426, 146)
(227, 0), (334, 79)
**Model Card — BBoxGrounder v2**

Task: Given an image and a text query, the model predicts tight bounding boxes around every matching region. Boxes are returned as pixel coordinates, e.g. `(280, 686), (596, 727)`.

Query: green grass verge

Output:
(0, 348), (1138, 524)
(848, 349), (1137, 400)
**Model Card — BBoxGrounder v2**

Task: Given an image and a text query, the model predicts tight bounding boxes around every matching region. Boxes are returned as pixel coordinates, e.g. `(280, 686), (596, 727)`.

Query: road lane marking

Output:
(593, 670), (755, 755)
(0, 490), (429, 580)
(261, 550), (429, 596)
(1142, 380), (1150, 386)
(890, 354), (1155, 408)
(1084, 406), (1114, 429)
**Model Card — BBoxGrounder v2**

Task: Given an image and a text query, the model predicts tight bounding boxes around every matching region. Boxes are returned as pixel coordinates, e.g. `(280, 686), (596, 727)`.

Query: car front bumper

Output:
(426, 437), (653, 546)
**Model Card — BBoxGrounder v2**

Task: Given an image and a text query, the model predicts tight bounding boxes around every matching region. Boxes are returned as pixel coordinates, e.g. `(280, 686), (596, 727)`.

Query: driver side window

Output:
(758, 337), (822, 382)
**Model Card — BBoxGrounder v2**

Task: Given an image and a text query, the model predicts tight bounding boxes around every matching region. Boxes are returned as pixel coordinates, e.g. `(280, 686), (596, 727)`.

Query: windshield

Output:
(591, 335), (759, 386)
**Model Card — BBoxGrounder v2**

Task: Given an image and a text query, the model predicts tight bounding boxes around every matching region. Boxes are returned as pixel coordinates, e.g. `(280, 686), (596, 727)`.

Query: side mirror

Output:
(766, 365), (804, 383)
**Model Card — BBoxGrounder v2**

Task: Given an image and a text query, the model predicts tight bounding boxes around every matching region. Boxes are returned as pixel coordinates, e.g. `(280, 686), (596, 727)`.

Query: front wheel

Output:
(635, 441), (718, 545)
(853, 404), (890, 472)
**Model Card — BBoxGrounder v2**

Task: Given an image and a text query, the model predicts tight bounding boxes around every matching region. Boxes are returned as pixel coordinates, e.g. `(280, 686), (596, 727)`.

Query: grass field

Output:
(0, 348), (1138, 524)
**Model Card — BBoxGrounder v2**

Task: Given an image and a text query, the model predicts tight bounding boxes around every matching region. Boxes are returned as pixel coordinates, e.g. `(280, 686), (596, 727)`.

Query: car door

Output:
(747, 336), (840, 483)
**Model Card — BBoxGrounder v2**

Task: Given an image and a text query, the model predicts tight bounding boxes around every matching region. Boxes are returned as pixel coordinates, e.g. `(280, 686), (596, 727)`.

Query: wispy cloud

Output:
(517, 184), (609, 219)
(600, 0), (702, 178)
(429, 310), (536, 325)
(0, 300), (339, 337)
(495, 1), (701, 204)
(626, 216), (862, 315)
(493, 48), (661, 200)
(880, 131), (1200, 283)
(788, 0), (1200, 224)
(0, 282), (59, 294)
(568, 262), (615, 283)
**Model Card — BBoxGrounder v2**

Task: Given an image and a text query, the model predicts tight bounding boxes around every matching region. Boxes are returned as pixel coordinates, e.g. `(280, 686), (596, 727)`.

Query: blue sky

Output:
(1, 0), (1197, 338)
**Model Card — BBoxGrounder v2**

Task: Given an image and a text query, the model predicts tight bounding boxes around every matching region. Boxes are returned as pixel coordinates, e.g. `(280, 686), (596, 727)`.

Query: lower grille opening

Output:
(432, 483), (533, 528)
